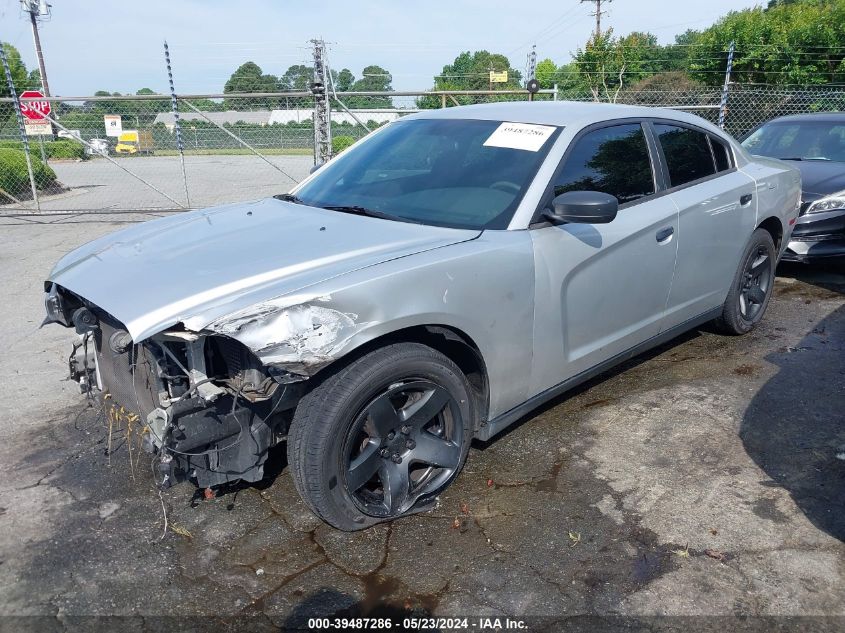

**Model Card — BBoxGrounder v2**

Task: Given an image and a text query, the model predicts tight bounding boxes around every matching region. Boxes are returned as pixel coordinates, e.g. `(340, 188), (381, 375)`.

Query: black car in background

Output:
(742, 113), (845, 262)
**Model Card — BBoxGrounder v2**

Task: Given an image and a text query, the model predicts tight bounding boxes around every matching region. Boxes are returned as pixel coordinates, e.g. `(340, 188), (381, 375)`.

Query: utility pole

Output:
(310, 38), (331, 166)
(526, 45), (538, 100)
(581, 0), (612, 39)
(20, 0), (52, 96)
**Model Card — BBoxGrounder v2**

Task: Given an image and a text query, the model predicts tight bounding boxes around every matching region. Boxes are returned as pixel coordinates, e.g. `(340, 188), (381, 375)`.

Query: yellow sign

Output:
(489, 70), (508, 83)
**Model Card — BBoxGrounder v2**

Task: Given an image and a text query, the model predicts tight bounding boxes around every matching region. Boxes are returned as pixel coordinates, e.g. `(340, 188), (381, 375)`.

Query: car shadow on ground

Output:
(740, 303), (845, 542)
(778, 260), (845, 295)
(472, 327), (703, 449)
(280, 587), (441, 632)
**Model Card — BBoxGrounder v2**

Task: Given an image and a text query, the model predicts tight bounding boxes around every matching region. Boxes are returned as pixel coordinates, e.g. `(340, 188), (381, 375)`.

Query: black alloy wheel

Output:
(343, 379), (463, 517)
(716, 227), (777, 335)
(738, 245), (772, 321)
(287, 342), (474, 531)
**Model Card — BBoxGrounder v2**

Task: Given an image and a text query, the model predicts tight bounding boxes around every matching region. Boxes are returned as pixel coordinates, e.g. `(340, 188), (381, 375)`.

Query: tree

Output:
(136, 87), (169, 112)
(179, 98), (223, 113)
(0, 42), (28, 128)
(535, 58), (558, 89)
(87, 90), (129, 115)
(225, 62), (280, 93)
(345, 65), (393, 108)
(418, 50), (522, 108)
(434, 50), (522, 91)
(617, 32), (664, 78)
(335, 68), (355, 92)
(531, 59), (591, 97)
(623, 71), (706, 104)
(279, 64), (312, 91)
(224, 62), (281, 108)
(574, 31), (629, 102)
(574, 29), (672, 102)
(554, 62), (592, 98)
(27, 69), (41, 90)
(661, 29), (703, 72)
(0, 42), (28, 97)
(351, 65), (392, 92)
(690, 1), (845, 85)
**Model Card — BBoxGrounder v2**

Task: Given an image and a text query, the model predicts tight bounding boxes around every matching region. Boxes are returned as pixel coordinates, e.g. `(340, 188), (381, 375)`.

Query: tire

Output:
(715, 228), (777, 335)
(287, 342), (474, 531)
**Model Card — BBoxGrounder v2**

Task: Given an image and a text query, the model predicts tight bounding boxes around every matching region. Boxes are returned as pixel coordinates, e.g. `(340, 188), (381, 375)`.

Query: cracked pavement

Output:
(1, 214), (843, 631)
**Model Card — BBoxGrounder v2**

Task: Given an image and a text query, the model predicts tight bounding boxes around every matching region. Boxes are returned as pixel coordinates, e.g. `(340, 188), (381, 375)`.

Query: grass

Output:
(154, 147), (312, 157)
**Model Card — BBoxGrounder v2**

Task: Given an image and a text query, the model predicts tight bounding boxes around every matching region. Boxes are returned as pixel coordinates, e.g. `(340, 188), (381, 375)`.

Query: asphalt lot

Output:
(0, 214), (843, 631)
(0, 155), (314, 213)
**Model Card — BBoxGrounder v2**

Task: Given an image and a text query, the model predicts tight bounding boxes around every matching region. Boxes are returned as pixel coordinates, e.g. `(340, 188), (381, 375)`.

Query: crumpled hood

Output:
(48, 198), (480, 341)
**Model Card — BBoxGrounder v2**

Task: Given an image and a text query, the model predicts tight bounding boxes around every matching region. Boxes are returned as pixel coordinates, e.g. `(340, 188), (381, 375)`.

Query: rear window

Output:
(655, 124), (716, 187)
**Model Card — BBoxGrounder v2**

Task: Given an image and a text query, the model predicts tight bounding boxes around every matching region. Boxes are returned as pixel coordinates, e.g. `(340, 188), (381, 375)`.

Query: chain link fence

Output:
(1, 85), (843, 215)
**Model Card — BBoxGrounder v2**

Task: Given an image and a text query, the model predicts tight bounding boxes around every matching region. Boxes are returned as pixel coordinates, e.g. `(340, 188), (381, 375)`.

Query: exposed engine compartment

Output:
(54, 283), (302, 490)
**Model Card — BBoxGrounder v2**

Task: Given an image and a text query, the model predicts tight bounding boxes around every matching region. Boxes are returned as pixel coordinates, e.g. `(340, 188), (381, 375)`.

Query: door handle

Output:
(740, 193), (753, 206)
(656, 226), (674, 243)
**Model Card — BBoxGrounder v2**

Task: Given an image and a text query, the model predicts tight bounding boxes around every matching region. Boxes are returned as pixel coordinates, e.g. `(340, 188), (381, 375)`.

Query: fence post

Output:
(553, 84), (559, 101)
(718, 41), (735, 130)
(1, 46), (40, 212)
(440, 94), (446, 109)
(163, 41), (191, 207)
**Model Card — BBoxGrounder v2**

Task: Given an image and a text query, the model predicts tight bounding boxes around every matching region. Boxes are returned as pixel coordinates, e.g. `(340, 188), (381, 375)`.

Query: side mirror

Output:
(543, 190), (619, 224)
(309, 162), (324, 175)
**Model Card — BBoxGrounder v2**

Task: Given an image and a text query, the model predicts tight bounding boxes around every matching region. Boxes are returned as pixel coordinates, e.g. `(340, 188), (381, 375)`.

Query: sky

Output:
(0, 0), (765, 97)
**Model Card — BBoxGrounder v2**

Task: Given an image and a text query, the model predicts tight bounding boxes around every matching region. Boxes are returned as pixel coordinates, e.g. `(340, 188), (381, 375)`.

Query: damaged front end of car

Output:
(46, 282), (307, 490)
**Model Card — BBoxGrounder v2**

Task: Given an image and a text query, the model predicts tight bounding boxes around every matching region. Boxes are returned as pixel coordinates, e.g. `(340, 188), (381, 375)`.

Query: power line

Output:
(507, 4), (585, 55)
(534, 14), (591, 49)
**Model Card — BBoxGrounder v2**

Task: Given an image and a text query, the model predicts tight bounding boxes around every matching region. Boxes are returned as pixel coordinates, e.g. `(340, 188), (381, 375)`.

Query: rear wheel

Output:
(715, 228), (777, 335)
(287, 343), (474, 530)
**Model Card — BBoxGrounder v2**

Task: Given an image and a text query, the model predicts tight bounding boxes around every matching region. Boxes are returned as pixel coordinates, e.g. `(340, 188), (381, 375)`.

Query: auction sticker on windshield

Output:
(483, 122), (556, 152)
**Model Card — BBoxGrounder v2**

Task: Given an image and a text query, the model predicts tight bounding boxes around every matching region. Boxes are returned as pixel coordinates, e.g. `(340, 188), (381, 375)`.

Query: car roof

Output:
(404, 100), (727, 136)
(765, 112), (845, 124)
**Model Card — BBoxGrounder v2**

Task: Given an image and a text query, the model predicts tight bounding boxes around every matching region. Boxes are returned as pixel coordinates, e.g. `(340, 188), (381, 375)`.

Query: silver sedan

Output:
(43, 102), (801, 530)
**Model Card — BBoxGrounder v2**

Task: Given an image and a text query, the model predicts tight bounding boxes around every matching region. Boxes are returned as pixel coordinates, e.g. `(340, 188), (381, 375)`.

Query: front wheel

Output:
(715, 228), (777, 335)
(287, 343), (474, 531)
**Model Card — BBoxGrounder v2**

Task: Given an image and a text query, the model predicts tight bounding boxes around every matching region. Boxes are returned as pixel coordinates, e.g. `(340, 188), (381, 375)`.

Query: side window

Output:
(553, 123), (655, 205)
(709, 136), (733, 172)
(654, 124), (716, 187)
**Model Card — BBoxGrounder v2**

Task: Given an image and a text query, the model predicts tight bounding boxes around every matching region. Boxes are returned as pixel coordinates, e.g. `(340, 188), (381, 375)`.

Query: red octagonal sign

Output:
(20, 90), (51, 121)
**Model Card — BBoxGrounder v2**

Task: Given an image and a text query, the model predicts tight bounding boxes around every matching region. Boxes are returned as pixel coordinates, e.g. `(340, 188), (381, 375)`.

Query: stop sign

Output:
(20, 90), (51, 121)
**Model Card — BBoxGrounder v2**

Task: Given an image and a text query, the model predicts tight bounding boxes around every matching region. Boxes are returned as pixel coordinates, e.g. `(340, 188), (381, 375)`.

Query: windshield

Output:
(293, 118), (559, 230)
(742, 120), (845, 162)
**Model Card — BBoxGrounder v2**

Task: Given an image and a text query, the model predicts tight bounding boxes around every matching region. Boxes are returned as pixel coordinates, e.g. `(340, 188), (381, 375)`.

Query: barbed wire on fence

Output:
(1, 84), (844, 214)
